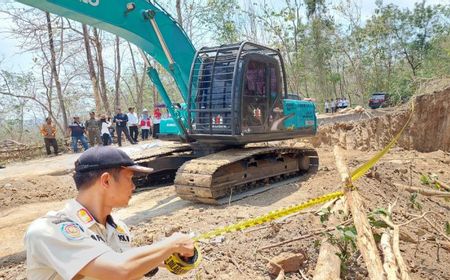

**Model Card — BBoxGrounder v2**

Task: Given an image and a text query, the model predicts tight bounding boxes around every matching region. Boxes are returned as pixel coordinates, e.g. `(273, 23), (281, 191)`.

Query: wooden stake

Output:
(333, 146), (385, 280)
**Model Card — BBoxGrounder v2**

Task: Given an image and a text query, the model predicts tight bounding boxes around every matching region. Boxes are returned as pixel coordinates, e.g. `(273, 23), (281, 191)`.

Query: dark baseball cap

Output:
(75, 146), (153, 173)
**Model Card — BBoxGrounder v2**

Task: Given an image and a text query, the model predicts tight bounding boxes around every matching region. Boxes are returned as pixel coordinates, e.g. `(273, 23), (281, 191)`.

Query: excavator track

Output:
(174, 147), (319, 204)
(130, 143), (194, 188)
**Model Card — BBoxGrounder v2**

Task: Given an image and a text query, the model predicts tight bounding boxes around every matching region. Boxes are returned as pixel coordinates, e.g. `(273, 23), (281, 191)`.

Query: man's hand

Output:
(166, 232), (195, 257)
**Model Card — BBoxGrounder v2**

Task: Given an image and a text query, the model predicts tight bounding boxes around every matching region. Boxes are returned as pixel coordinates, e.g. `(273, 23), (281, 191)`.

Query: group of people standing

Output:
(112, 107), (154, 147)
(40, 107), (163, 155)
(324, 98), (349, 114)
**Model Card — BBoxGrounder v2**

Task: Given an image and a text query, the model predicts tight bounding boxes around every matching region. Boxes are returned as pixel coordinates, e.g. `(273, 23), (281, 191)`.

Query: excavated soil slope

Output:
(312, 87), (450, 152)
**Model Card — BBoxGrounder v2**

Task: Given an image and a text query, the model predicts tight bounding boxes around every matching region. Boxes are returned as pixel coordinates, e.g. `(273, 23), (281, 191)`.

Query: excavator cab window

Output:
(241, 56), (283, 134)
(242, 60), (267, 132)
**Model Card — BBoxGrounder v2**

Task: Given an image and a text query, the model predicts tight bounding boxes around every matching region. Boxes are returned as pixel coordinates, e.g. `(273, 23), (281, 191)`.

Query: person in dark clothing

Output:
(67, 116), (89, 153)
(40, 117), (59, 156)
(112, 108), (136, 147)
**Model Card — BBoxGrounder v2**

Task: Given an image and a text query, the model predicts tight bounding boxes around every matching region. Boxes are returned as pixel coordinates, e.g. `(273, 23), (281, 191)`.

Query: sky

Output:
(0, 0), (447, 71)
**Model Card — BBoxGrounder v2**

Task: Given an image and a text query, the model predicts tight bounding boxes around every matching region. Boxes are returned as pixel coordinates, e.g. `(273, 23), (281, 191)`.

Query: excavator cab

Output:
(188, 42), (317, 146)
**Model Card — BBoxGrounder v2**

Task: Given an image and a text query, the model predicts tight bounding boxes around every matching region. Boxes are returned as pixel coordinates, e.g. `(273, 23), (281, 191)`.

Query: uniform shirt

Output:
(25, 199), (132, 280)
(85, 119), (101, 132)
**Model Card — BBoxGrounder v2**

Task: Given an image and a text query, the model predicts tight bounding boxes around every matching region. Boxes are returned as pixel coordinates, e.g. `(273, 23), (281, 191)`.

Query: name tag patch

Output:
(118, 235), (130, 242)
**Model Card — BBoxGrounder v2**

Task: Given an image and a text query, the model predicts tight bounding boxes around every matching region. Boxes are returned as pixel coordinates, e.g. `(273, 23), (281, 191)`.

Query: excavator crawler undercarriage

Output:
(132, 144), (318, 204)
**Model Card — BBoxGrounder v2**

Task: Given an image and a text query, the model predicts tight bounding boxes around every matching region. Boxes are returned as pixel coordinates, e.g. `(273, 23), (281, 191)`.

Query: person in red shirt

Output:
(140, 109), (152, 140)
(152, 108), (162, 139)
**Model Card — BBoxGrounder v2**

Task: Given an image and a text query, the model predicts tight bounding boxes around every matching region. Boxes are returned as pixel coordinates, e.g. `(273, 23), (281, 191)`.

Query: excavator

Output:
(16, 0), (319, 204)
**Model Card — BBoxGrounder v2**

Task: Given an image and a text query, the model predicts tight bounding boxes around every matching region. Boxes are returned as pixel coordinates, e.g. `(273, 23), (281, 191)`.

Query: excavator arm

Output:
(16, 0), (196, 139)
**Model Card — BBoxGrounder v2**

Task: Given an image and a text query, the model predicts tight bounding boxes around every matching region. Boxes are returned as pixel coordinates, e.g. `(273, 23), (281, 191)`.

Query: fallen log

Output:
(334, 146), (385, 280)
(312, 198), (348, 280)
(393, 183), (450, 198)
(393, 225), (411, 280)
(312, 238), (341, 280)
(432, 179), (450, 192)
(380, 230), (399, 280)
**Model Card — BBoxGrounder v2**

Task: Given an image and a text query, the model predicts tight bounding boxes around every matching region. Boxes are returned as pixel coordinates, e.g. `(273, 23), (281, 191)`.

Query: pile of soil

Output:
(0, 175), (76, 209)
(312, 87), (450, 152)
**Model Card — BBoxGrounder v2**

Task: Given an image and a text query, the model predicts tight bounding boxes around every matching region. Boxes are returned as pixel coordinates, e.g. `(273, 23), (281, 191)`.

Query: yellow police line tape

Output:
(165, 102), (415, 274)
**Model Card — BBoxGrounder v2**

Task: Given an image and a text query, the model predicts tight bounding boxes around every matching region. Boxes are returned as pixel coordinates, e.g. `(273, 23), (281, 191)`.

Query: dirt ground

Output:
(0, 89), (449, 280)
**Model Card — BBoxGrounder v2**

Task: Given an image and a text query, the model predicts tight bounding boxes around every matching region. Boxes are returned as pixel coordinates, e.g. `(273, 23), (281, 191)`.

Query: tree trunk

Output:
(176, 0), (183, 27)
(46, 12), (68, 131)
(93, 28), (111, 114)
(114, 35), (122, 111)
(128, 42), (143, 113)
(82, 24), (102, 113)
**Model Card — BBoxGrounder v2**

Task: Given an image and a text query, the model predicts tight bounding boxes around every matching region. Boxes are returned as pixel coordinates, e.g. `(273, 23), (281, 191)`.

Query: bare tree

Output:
(82, 24), (102, 113)
(92, 28), (111, 114)
(176, 0), (183, 27)
(114, 35), (122, 110)
(46, 12), (68, 130)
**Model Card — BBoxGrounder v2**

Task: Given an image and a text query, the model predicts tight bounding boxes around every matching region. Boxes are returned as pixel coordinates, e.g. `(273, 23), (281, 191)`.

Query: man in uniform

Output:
(85, 111), (102, 147)
(25, 146), (194, 279)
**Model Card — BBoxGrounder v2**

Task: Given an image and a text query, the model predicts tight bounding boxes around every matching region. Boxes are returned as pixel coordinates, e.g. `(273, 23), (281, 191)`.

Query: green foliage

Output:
(420, 173), (441, 190)
(328, 224), (358, 275)
(445, 222), (450, 236)
(409, 192), (422, 210)
(368, 208), (390, 229)
(317, 207), (331, 223)
(200, 0), (240, 44)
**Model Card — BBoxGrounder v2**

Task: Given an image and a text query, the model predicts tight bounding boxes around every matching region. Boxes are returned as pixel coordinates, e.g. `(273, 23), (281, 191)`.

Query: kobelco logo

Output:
(81, 0), (99, 7)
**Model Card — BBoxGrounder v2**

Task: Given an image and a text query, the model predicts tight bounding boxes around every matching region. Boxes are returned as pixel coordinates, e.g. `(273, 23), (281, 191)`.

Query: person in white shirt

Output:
(342, 98), (349, 108)
(24, 147), (195, 279)
(324, 100), (330, 113)
(127, 107), (139, 143)
(100, 115), (112, 145)
(330, 99), (336, 113)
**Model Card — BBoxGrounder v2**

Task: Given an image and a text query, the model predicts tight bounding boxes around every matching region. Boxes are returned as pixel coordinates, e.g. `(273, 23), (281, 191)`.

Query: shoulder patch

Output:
(60, 222), (85, 241)
(77, 209), (94, 224)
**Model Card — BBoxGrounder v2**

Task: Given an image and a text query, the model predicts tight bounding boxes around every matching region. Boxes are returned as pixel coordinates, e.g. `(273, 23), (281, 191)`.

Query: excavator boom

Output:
(16, 0), (196, 137)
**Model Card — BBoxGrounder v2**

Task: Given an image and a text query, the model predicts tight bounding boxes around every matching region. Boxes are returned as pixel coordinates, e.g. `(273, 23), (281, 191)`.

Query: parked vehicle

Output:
(369, 92), (389, 109)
